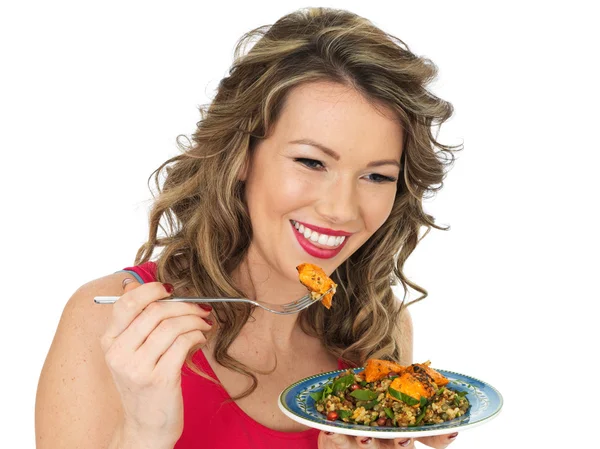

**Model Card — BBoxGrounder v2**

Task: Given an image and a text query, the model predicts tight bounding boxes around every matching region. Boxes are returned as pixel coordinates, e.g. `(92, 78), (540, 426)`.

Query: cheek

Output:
(272, 165), (318, 210)
(361, 189), (397, 232)
(247, 164), (316, 218)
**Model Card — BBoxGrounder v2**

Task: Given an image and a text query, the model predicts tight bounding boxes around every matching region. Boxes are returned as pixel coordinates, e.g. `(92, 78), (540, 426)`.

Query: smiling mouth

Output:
(290, 220), (346, 248)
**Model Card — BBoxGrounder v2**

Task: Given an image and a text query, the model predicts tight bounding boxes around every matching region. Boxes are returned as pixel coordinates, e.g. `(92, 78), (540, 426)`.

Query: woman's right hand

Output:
(100, 278), (213, 449)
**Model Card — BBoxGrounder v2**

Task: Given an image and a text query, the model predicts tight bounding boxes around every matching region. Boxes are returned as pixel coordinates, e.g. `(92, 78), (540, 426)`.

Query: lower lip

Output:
(291, 222), (348, 259)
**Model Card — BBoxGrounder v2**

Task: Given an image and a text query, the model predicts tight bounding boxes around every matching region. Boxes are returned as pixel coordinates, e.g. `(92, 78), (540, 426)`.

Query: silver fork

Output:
(94, 287), (333, 315)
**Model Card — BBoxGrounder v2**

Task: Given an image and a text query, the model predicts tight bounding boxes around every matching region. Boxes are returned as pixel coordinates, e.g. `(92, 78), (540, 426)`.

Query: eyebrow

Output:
(288, 138), (401, 168)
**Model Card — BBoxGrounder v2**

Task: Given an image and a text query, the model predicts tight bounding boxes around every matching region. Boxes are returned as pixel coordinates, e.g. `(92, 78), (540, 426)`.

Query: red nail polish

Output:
(204, 318), (213, 326)
(360, 437), (372, 444)
(198, 303), (212, 311)
(163, 283), (174, 294)
(398, 439), (411, 447)
(448, 432), (458, 440)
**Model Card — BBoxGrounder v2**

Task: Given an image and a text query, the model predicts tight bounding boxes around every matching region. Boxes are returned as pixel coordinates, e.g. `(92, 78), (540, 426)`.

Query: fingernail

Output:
(198, 303), (212, 311)
(398, 439), (411, 447)
(324, 431), (334, 435)
(360, 437), (372, 444)
(122, 278), (135, 289)
(163, 283), (174, 294)
(448, 432), (458, 440)
(204, 318), (213, 326)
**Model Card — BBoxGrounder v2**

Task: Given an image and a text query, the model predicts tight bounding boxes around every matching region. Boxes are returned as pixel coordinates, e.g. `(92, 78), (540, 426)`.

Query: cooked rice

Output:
(315, 369), (469, 427)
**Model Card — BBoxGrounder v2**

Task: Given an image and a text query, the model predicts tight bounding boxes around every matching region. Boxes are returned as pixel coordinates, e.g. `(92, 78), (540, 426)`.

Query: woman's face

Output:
(243, 81), (403, 284)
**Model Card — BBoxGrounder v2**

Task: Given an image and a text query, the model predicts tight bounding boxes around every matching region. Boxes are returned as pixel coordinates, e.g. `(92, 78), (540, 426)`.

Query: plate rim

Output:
(278, 367), (503, 439)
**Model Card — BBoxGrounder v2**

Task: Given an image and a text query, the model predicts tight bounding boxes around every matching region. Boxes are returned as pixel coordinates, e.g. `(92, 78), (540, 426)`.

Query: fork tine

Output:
(282, 286), (333, 312)
(282, 294), (315, 311)
(280, 295), (311, 310)
(291, 295), (325, 311)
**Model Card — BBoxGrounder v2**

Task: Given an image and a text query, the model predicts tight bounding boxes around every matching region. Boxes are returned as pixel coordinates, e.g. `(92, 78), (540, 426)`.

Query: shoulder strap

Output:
(115, 261), (157, 284)
(338, 359), (357, 370)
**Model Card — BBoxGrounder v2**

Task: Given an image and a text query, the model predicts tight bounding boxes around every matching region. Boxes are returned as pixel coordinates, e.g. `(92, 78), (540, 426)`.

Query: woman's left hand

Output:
(318, 431), (459, 448)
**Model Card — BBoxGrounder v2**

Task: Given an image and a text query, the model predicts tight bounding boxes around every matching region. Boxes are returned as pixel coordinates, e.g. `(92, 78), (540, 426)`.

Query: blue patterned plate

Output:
(278, 367), (503, 439)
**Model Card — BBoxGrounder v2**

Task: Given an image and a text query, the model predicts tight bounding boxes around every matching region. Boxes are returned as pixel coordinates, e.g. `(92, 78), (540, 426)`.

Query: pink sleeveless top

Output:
(119, 261), (350, 448)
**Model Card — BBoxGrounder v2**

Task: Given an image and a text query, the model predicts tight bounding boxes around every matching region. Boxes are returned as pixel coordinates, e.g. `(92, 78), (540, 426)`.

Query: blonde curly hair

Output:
(134, 7), (461, 399)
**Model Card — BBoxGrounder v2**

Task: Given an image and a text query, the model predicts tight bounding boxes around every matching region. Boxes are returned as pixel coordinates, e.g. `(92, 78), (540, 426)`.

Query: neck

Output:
(231, 251), (309, 350)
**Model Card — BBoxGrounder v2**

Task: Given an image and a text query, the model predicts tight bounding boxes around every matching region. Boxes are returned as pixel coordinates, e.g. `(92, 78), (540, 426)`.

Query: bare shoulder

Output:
(46, 270), (134, 360)
(54, 271), (134, 348)
(65, 271), (131, 323)
(35, 271), (132, 448)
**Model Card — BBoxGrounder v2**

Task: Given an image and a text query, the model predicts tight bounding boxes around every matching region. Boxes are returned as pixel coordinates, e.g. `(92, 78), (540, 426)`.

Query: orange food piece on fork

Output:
(296, 263), (337, 309)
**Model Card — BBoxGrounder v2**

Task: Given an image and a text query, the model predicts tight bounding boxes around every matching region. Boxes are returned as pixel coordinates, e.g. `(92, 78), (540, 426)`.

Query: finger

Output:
(392, 437), (414, 448)
(354, 435), (385, 447)
(99, 277), (142, 351)
(415, 433), (458, 448)
(104, 281), (174, 340)
(116, 300), (212, 352)
(154, 329), (207, 377)
(318, 431), (355, 448)
(122, 277), (141, 293)
(135, 314), (212, 368)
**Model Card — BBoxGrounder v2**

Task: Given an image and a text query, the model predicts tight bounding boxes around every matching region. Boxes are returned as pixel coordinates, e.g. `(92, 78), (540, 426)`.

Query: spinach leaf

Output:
(310, 379), (336, 402)
(387, 386), (420, 406)
(338, 410), (352, 419)
(323, 383), (333, 398)
(415, 405), (428, 425)
(362, 399), (379, 410)
(309, 391), (322, 401)
(350, 389), (378, 401)
(333, 374), (355, 393)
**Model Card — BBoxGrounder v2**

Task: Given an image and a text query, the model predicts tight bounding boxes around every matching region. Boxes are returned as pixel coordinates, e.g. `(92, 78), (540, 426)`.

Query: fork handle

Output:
(93, 296), (247, 304)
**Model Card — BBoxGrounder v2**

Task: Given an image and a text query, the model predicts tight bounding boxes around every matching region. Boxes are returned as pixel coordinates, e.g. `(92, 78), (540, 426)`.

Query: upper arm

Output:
(397, 304), (413, 366)
(35, 272), (130, 449)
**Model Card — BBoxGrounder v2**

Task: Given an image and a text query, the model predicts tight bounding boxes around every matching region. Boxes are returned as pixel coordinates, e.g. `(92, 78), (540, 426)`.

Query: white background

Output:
(1, 1), (598, 448)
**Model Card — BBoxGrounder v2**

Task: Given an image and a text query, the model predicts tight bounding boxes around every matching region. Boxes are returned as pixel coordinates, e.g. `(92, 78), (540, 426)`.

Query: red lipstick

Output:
(293, 220), (353, 237)
(291, 221), (349, 259)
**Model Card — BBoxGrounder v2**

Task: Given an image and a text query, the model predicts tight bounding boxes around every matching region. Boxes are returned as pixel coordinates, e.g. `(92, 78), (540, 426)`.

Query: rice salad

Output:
(311, 360), (470, 427)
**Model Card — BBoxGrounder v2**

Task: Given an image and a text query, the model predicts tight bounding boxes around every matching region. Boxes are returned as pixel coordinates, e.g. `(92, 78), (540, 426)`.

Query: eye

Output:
(364, 173), (397, 183)
(295, 158), (325, 170)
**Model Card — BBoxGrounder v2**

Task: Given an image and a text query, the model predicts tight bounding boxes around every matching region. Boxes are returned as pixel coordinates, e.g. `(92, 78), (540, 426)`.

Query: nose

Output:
(314, 175), (359, 225)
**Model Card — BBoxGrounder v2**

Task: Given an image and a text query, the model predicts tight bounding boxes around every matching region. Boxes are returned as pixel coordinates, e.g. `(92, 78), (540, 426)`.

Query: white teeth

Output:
(292, 220), (347, 248)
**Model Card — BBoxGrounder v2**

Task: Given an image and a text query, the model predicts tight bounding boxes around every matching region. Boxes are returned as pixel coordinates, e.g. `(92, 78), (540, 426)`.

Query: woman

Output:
(35, 7), (461, 449)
